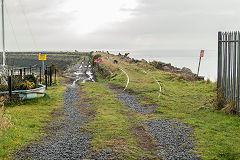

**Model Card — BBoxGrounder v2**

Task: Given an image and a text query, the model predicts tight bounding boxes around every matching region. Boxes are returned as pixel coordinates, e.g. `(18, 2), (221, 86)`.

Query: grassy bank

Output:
(0, 82), (66, 158)
(95, 53), (240, 160)
(80, 82), (158, 159)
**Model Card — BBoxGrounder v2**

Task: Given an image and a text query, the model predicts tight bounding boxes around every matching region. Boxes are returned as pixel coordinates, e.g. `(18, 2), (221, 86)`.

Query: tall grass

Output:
(0, 97), (12, 136)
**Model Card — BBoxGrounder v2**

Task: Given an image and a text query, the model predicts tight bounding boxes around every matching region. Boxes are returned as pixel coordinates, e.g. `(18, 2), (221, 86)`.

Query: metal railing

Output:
(0, 65), (57, 101)
(217, 31), (240, 114)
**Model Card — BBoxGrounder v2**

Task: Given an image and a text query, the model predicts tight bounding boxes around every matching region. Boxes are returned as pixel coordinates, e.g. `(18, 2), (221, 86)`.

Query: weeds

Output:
(0, 97), (12, 136)
(214, 88), (226, 110)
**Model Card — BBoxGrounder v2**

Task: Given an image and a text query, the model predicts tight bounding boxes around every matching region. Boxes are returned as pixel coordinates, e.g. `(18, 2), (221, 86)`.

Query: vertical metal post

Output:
(8, 76), (12, 101)
(1, 0), (5, 66)
(48, 68), (50, 86)
(39, 67), (41, 84)
(224, 33), (228, 97)
(50, 67), (52, 86)
(217, 32), (222, 89)
(197, 57), (202, 76)
(238, 32), (240, 113)
(20, 69), (22, 80)
(54, 69), (56, 84)
(233, 32), (237, 110)
(23, 68), (26, 76)
(228, 33), (233, 102)
(227, 33), (231, 101)
(42, 60), (44, 81)
(45, 69), (47, 89)
(30, 66), (32, 74)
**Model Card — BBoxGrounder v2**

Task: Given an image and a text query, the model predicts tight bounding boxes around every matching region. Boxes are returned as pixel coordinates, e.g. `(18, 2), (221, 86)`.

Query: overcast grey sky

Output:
(2, 0), (240, 51)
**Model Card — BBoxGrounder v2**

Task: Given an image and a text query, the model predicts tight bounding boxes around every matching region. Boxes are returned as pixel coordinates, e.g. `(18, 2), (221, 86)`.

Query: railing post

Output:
(54, 69), (57, 84)
(45, 69), (47, 89)
(8, 76), (12, 101)
(20, 69), (22, 80)
(39, 67), (42, 84)
(217, 31), (222, 89)
(50, 67), (52, 86)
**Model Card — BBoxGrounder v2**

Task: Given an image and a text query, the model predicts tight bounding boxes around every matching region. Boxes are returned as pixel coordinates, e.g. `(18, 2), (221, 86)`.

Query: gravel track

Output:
(144, 119), (202, 160)
(117, 93), (155, 114)
(112, 84), (201, 160)
(14, 61), (115, 160)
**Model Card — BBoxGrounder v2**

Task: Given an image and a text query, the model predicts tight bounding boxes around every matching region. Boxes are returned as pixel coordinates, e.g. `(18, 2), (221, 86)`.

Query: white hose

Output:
(120, 68), (129, 91)
(155, 79), (162, 98)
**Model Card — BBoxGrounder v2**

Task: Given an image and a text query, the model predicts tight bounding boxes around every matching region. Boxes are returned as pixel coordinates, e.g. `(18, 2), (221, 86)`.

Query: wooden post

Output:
(8, 76), (12, 101)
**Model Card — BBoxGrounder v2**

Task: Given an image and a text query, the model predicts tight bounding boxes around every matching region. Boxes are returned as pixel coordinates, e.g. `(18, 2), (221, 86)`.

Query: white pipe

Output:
(120, 68), (129, 91)
(155, 79), (162, 98)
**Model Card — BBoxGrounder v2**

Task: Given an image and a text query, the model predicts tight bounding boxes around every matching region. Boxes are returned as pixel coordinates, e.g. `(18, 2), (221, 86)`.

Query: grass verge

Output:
(96, 53), (240, 160)
(0, 82), (66, 158)
(80, 82), (158, 159)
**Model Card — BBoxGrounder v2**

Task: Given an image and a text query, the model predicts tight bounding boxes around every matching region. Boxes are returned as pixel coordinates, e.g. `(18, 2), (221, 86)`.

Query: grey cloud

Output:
(3, 0), (240, 51)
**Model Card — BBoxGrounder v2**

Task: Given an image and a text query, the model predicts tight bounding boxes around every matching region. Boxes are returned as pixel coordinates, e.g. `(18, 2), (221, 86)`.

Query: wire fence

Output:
(217, 31), (240, 114)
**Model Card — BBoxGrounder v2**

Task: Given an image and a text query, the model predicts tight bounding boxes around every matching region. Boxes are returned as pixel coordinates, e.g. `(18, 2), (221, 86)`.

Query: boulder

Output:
(182, 67), (192, 74)
(162, 66), (171, 71)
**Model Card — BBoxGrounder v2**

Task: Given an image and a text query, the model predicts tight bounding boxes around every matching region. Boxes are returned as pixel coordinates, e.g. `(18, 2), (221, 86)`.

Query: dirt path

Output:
(14, 61), (115, 159)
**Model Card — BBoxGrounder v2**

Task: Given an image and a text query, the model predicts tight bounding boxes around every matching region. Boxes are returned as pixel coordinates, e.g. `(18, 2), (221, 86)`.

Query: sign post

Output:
(197, 50), (204, 76)
(39, 53), (47, 81)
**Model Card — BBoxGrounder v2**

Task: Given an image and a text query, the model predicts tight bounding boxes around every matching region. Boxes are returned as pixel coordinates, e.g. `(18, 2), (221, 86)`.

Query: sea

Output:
(107, 49), (218, 82)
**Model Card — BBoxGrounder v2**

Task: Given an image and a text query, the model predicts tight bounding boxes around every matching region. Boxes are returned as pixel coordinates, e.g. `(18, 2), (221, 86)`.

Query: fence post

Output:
(30, 66), (32, 74)
(238, 32), (240, 113)
(54, 69), (57, 84)
(45, 69), (47, 89)
(24, 68), (26, 76)
(8, 76), (12, 101)
(50, 67), (52, 86)
(20, 69), (22, 80)
(217, 31), (222, 89)
(39, 67), (42, 84)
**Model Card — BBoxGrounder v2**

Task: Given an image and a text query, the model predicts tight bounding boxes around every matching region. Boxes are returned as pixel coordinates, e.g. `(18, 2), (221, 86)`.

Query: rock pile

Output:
(150, 61), (204, 81)
(115, 53), (204, 81)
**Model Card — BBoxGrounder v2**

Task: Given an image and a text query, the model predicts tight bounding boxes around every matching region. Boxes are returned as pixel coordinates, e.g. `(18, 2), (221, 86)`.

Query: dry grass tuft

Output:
(213, 88), (226, 110)
(221, 102), (235, 114)
(0, 97), (12, 136)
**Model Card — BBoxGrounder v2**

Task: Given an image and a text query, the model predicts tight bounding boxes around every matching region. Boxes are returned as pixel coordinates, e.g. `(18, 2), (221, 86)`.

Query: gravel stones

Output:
(14, 87), (92, 159)
(14, 62), (115, 159)
(113, 85), (201, 159)
(117, 93), (155, 114)
(144, 119), (202, 160)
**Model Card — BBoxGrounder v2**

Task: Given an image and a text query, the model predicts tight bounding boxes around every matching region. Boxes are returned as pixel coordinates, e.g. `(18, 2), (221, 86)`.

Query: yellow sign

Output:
(39, 54), (47, 60)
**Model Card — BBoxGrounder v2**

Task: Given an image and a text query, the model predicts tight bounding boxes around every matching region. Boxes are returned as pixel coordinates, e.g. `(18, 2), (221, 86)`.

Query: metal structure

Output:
(217, 31), (240, 114)
(1, 0), (5, 66)
(0, 0), (7, 85)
